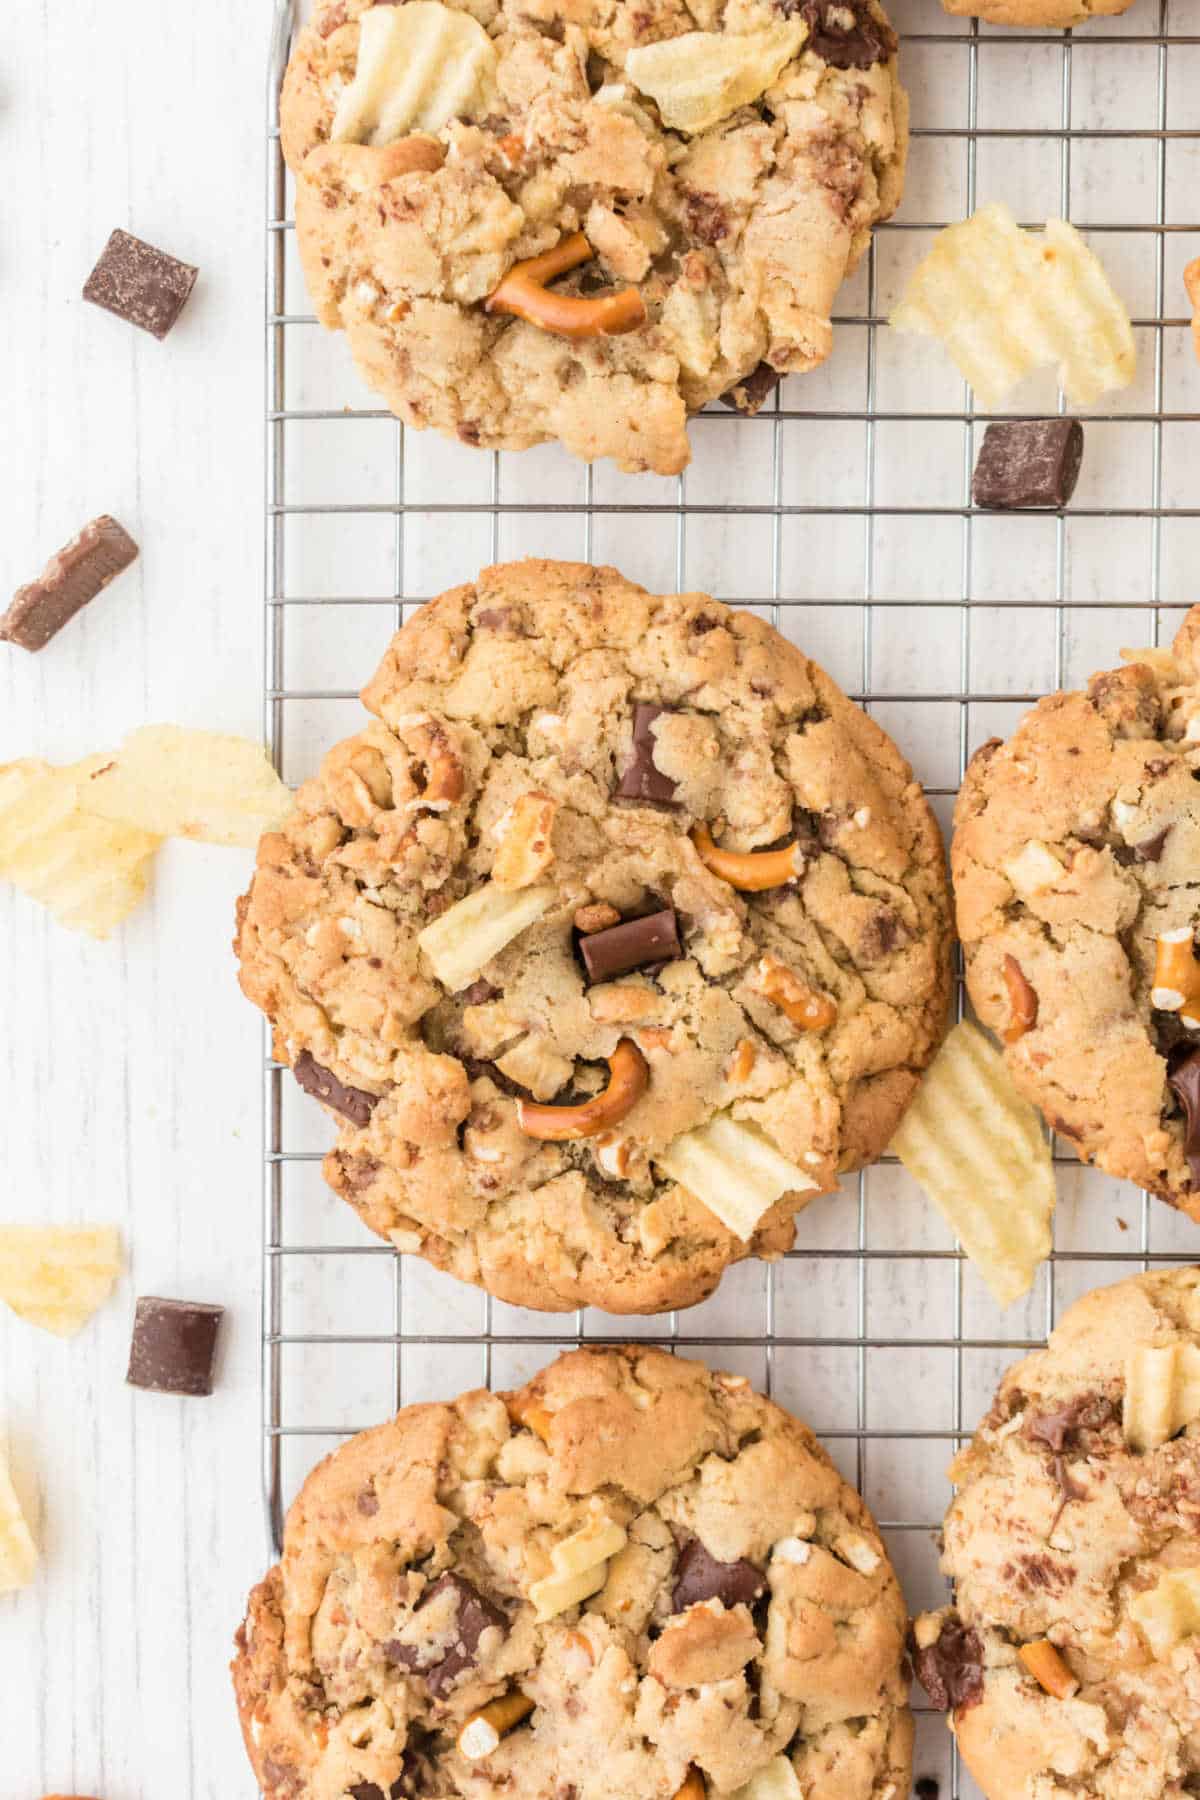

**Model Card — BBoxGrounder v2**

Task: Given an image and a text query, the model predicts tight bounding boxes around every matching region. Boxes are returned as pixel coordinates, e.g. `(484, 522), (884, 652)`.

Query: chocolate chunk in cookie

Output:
(386, 1573), (508, 1698)
(789, 0), (898, 69)
(579, 909), (681, 982)
(912, 1615), (984, 1713)
(615, 704), (680, 806)
(672, 1537), (765, 1611)
(292, 1050), (380, 1127)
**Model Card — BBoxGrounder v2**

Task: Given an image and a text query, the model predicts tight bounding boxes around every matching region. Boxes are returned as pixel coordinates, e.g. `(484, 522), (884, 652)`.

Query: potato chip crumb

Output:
(0, 1226), (123, 1337)
(0, 1449), (38, 1593)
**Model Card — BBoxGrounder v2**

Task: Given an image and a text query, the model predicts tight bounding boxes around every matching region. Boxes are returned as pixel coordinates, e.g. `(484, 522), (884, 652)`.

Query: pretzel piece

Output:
(692, 824), (805, 892)
(486, 232), (647, 340)
(516, 1039), (649, 1140)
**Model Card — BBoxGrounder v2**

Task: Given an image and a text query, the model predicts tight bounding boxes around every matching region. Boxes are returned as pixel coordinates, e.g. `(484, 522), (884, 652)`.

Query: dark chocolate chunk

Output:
(1, 516), (138, 652)
(126, 1296), (224, 1396)
(386, 1574), (508, 1698)
(579, 909), (681, 983)
(783, 0), (897, 69)
(1024, 1393), (1117, 1455)
(672, 1537), (765, 1613)
(1168, 1048), (1200, 1186)
(1134, 826), (1171, 863)
(293, 1050), (380, 1127)
(348, 1771), (426, 1800)
(459, 979), (500, 1005)
(972, 419), (1085, 511)
(720, 360), (782, 416)
(83, 229), (199, 340)
(615, 703), (680, 806)
(911, 1616), (984, 1714)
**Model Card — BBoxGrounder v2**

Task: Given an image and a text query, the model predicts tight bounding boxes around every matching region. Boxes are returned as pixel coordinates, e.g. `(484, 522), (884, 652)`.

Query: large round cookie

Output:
(914, 1268), (1200, 1800)
(236, 560), (952, 1313)
(280, 0), (907, 475)
(232, 1345), (914, 1800)
(954, 605), (1200, 1217)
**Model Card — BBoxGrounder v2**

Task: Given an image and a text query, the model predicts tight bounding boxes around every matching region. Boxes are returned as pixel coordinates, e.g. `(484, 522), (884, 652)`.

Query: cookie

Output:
(940, 0), (1132, 23)
(952, 606), (1200, 1216)
(232, 1345), (914, 1800)
(915, 1267), (1200, 1800)
(279, 0), (907, 475)
(236, 560), (952, 1314)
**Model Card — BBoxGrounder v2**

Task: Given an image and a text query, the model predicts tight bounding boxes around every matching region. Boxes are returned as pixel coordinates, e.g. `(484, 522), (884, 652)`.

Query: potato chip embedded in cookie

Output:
(330, 1), (498, 146)
(625, 22), (805, 136)
(891, 203), (1135, 407)
(730, 1757), (806, 1800)
(889, 1020), (1054, 1308)
(656, 1111), (818, 1240)
(0, 1226), (122, 1337)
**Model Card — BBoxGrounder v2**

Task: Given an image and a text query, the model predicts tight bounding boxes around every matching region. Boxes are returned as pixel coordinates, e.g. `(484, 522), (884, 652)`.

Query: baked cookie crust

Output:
(236, 560), (952, 1314)
(232, 1345), (914, 1800)
(916, 1268), (1200, 1800)
(941, 0), (1132, 23)
(953, 605), (1200, 1217)
(280, 0), (907, 474)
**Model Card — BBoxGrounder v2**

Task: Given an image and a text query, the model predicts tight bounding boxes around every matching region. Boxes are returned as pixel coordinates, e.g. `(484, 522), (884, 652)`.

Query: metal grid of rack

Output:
(263, 2), (1199, 1789)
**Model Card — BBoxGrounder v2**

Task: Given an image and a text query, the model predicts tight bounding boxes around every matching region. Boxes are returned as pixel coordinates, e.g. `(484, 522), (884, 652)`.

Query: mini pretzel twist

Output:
(1019, 1639), (1079, 1700)
(692, 824), (806, 893)
(516, 1039), (649, 1140)
(1002, 954), (1038, 1044)
(507, 1391), (554, 1442)
(457, 1691), (535, 1761)
(486, 231), (647, 341)
(751, 955), (837, 1031)
(1152, 926), (1200, 1027)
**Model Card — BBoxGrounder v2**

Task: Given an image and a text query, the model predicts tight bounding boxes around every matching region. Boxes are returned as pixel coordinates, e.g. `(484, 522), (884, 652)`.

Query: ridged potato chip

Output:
(0, 757), (160, 939)
(625, 22), (805, 137)
(0, 1226), (123, 1337)
(1124, 1337), (1200, 1452)
(0, 1449), (37, 1593)
(890, 203), (1136, 407)
(1129, 1567), (1200, 1658)
(417, 881), (555, 992)
(331, 1), (499, 147)
(889, 1019), (1055, 1308)
(83, 725), (291, 848)
(655, 1111), (817, 1240)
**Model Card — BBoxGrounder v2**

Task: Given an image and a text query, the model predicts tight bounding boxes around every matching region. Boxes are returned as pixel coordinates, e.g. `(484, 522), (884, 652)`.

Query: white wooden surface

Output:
(2, 1), (1198, 1797)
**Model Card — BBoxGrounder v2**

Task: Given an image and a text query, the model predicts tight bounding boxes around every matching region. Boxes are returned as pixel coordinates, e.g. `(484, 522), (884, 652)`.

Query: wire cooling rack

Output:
(263, 2), (1199, 1790)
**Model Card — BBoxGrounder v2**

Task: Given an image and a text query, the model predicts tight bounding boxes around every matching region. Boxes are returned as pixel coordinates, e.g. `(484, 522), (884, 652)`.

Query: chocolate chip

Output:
(126, 1296), (224, 1396)
(356, 1489), (380, 1516)
(579, 909), (681, 983)
(1, 515), (139, 652)
(720, 361), (782, 416)
(293, 1050), (380, 1127)
(615, 703), (680, 806)
(83, 229), (199, 339)
(672, 1537), (765, 1613)
(911, 1616), (984, 1714)
(1169, 1048), (1200, 1185)
(972, 419), (1084, 510)
(784, 0), (897, 69)
(386, 1573), (508, 1699)
(1134, 826), (1171, 863)
(459, 980), (500, 1005)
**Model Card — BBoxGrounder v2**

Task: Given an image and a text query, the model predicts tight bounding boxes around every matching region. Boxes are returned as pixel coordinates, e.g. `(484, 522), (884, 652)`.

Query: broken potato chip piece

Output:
(1124, 1337), (1200, 1452)
(890, 203), (1136, 407)
(529, 1512), (627, 1621)
(1129, 1567), (1200, 1658)
(0, 757), (160, 939)
(331, 1), (498, 147)
(0, 1449), (37, 1592)
(84, 725), (291, 847)
(889, 1020), (1055, 1308)
(730, 1756), (805, 1800)
(625, 22), (805, 136)
(0, 1226), (122, 1337)
(417, 881), (555, 992)
(655, 1111), (817, 1241)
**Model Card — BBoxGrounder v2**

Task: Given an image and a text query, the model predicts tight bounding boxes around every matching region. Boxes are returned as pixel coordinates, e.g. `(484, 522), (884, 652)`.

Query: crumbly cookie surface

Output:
(235, 560), (952, 1314)
(915, 1268), (1200, 1800)
(940, 0), (1131, 24)
(953, 605), (1200, 1217)
(232, 1345), (913, 1800)
(280, 0), (906, 475)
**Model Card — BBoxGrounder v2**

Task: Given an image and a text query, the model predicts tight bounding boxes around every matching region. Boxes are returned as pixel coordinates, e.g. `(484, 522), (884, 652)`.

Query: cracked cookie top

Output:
(235, 560), (952, 1314)
(915, 1268), (1200, 1800)
(231, 1345), (913, 1800)
(279, 0), (906, 474)
(953, 605), (1200, 1217)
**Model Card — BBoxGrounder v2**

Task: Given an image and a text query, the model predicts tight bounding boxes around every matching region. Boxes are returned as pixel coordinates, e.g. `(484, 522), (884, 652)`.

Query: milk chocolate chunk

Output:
(1168, 1048), (1200, 1185)
(580, 909), (681, 983)
(672, 1537), (765, 1613)
(720, 361), (782, 415)
(912, 1616), (985, 1714)
(616, 704), (679, 806)
(126, 1297), (224, 1396)
(386, 1574), (508, 1697)
(293, 1050), (380, 1127)
(83, 229), (199, 339)
(972, 419), (1084, 511)
(1, 516), (138, 652)
(790, 0), (897, 69)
